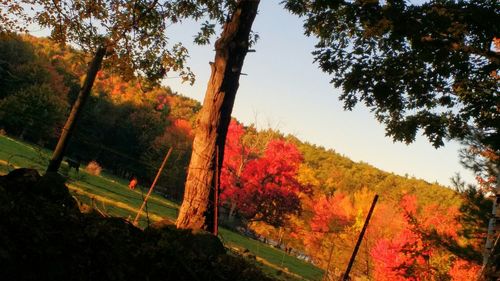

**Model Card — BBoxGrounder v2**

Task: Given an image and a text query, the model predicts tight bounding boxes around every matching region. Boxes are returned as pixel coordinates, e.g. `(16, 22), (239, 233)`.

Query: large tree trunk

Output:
(176, 0), (260, 232)
(46, 46), (106, 173)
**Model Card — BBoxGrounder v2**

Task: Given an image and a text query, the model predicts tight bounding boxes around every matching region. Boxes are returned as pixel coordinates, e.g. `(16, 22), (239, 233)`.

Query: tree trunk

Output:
(483, 165), (500, 272)
(228, 201), (237, 223)
(46, 46), (106, 173)
(176, 0), (260, 232)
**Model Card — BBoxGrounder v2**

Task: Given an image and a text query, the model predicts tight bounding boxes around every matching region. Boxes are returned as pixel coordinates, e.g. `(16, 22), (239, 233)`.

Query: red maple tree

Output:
(220, 121), (305, 227)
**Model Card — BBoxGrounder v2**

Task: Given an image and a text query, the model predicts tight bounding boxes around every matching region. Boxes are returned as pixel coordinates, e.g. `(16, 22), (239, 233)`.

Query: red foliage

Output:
(400, 194), (460, 238)
(242, 139), (303, 193)
(220, 121), (305, 226)
(371, 195), (464, 280)
(155, 94), (169, 111)
(400, 194), (418, 215)
(476, 175), (497, 192)
(371, 225), (433, 280)
(220, 120), (251, 202)
(371, 231), (414, 281)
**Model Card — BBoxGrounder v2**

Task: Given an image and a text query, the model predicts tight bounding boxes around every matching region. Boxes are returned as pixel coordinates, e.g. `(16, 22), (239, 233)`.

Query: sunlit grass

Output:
(219, 228), (323, 280)
(0, 134), (323, 280)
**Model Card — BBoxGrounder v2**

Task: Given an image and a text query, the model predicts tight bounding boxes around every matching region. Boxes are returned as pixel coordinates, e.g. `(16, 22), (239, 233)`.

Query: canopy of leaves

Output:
(0, 33), (71, 142)
(0, 33), (53, 99)
(285, 0), (499, 150)
(0, 0), (244, 85)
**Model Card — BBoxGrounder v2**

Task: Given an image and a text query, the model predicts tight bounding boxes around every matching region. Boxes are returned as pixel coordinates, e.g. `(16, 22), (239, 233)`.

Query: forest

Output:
(0, 33), (493, 280)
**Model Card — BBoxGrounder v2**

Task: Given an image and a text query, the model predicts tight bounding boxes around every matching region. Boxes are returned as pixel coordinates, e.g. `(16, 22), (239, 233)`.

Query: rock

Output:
(149, 218), (176, 229)
(190, 230), (226, 257)
(0, 168), (41, 192)
(147, 223), (226, 259)
(35, 172), (77, 210)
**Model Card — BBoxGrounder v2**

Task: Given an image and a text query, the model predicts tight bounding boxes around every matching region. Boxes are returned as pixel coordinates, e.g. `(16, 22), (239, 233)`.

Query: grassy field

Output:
(0, 135), (324, 281)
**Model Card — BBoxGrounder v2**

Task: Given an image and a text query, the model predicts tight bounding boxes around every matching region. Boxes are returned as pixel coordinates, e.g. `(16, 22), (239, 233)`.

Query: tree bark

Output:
(46, 46), (106, 173)
(176, 0), (260, 232)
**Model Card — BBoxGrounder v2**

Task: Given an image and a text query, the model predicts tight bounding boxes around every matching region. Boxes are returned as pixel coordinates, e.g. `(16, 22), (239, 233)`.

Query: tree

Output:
(310, 193), (353, 234)
(285, 0), (498, 150)
(176, 0), (261, 231)
(0, 33), (71, 144)
(2, 0), (201, 172)
(285, 0), (499, 270)
(216, 121), (306, 227)
(370, 196), (435, 280)
(222, 137), (306, 227)
(0, 84), (67, 143)
(0, 33), (45, 99)
(448, 259), (481, 281)
(219, 120), (255, 221)
(369, 193), (484, 280)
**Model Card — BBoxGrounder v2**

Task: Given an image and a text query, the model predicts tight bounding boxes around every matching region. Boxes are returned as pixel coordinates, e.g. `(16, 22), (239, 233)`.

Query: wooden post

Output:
(133, 147), (173, 226)
(46, 46), (106, 173)
(342, 194), (378, 280)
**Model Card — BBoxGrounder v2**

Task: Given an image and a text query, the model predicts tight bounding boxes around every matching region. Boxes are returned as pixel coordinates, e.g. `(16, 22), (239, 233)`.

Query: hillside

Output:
(0, 33), (490, 280)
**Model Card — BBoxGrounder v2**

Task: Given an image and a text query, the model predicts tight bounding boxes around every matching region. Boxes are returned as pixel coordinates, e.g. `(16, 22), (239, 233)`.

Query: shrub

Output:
(85, 160), (102, 176)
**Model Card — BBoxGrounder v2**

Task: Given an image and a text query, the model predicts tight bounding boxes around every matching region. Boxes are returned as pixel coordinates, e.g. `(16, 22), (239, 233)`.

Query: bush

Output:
(85, 160), (102, 176)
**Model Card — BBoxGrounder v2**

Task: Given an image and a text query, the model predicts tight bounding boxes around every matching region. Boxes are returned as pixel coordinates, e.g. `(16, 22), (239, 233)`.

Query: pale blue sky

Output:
(165, 1), (475, 187)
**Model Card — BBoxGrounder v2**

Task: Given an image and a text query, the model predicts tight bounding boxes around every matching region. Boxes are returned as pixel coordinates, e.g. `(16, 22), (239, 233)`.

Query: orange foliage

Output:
(310, 193), (353, 233)
(448, 259), (481, 281)
(172, 119), (193, 137)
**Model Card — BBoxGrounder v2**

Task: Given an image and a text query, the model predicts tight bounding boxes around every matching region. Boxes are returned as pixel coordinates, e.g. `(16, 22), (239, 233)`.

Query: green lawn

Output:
(0, 134), (323, 280)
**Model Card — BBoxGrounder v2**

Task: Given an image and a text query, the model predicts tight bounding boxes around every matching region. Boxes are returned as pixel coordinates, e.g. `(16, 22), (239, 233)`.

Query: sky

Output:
(163, 1), (476, 187)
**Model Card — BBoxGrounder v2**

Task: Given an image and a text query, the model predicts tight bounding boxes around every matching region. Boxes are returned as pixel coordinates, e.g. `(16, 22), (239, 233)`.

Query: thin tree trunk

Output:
(46, 46), (106, 173)
(176, 0), (260, 232)
(228, 201), (237, 223)
(483, 166), (500, 269)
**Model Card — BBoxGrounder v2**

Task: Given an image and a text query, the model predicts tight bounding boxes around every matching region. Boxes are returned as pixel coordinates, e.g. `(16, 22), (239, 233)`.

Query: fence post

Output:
(133, 147), (173, 226)
(342, 194), (379, 280)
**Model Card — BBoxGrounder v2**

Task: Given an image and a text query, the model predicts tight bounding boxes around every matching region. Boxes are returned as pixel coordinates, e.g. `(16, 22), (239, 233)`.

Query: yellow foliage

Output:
(296, 164), (320, 187)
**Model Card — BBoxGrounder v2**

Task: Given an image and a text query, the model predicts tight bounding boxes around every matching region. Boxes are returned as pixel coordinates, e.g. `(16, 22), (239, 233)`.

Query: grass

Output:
(0, 134), (323, 280)
(219, 229), (323, 280)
